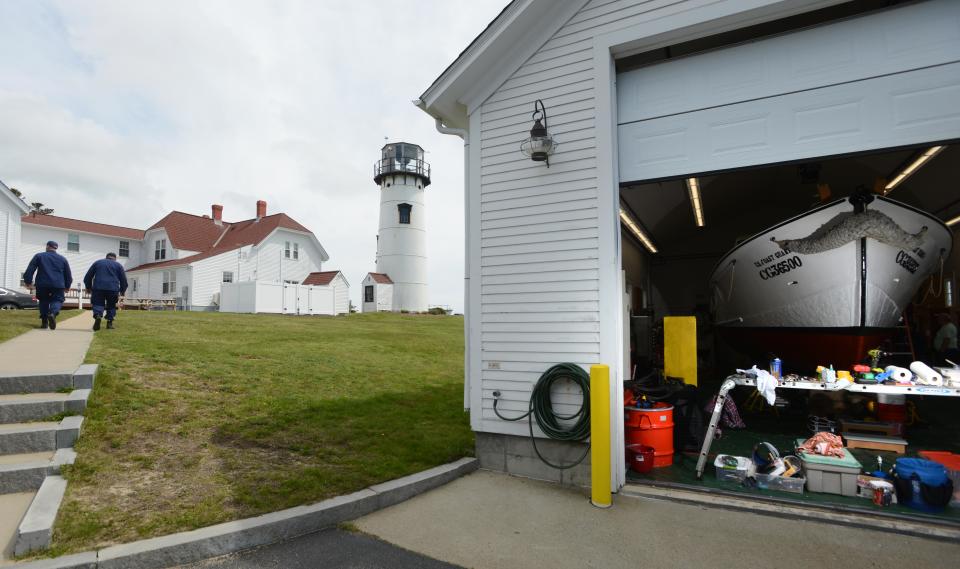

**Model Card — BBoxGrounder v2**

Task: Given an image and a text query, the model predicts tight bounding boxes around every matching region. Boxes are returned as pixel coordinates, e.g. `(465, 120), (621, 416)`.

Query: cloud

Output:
(0, 0), (509, 311)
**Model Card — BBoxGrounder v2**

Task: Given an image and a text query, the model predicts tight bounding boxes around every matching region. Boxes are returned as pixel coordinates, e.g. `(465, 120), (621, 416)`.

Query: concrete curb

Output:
(16, 476), (69, 556)
(12, 457), (478, 569)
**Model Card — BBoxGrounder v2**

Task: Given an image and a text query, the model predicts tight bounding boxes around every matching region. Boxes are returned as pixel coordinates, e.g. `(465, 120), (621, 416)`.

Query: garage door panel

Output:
(617, 0), (960, 124)
(619, 62), (960, 182)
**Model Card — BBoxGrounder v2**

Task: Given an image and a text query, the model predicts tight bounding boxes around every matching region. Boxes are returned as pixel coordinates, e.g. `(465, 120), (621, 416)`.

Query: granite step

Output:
(0, 417), (83, 455)
(0, 363), (97, 396)
(0, 391), (90, 424)
(0, 449), (76, 494)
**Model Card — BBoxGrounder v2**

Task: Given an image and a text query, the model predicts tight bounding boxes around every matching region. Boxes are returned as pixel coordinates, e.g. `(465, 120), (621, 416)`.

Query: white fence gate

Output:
(220, 282), (337, 315)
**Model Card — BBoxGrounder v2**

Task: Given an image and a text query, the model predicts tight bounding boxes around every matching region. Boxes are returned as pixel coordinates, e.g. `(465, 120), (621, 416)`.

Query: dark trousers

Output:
(35, 287), (65, 318)
(91, 290), (120, 321)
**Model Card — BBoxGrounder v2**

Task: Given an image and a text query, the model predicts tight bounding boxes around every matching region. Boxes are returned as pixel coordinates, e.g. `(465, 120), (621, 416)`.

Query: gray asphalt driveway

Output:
(179, 528), (463, 569)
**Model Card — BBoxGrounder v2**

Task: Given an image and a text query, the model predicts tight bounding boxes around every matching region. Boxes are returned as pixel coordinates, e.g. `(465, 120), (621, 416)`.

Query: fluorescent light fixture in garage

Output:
(619, 206), (657, 253)
(946, 213), (960, 227)
(686, 177), (705, 227)
(884, 146), (945, 193)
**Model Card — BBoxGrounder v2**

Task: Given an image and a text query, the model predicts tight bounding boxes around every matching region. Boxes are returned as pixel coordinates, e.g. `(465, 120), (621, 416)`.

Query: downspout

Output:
(432, 115), (470, 410)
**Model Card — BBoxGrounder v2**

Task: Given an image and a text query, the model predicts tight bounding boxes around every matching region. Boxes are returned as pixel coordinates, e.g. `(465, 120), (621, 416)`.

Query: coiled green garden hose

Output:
(492, 362), (591, 470)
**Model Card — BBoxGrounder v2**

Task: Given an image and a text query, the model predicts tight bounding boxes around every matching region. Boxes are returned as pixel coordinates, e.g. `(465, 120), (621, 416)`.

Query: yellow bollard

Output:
(590, 364), (611, 508)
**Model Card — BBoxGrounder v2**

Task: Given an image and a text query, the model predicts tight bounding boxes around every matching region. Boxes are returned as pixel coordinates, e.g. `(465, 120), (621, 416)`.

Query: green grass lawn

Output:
(51, 311), (471, 554)
(0, 309), (80, 342)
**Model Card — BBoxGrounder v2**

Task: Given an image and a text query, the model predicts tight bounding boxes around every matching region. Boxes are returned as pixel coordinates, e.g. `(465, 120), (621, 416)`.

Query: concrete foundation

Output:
(475, 432), (590, 487)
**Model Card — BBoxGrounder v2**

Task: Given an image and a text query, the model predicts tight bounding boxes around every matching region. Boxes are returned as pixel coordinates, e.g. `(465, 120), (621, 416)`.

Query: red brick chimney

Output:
(256, 200), (267, 220)
(212, 204), (223, 225)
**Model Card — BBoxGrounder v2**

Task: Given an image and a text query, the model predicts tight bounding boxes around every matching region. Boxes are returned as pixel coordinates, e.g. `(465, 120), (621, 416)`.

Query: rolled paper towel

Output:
(909, 361), (943, 386)
(884, 365), (912, 382)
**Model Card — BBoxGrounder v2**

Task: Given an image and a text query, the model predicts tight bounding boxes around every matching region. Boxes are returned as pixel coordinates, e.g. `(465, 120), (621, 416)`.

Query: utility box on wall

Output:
(664, 316), (697, 386)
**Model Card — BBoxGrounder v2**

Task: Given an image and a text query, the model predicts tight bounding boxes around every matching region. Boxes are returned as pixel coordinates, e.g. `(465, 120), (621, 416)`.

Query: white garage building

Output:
(418, 0), (960, 489)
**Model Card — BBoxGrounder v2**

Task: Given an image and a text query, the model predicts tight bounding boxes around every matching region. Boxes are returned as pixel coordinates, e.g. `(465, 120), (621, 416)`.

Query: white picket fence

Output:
(219, 282), (339, 315)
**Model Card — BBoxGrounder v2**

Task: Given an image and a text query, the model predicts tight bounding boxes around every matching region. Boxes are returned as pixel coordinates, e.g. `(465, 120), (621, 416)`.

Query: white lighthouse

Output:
(367, 141), (430, 312)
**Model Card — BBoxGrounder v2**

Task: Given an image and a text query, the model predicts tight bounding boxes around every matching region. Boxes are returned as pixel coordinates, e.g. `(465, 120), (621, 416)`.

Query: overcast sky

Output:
(0, 0), (509, 311)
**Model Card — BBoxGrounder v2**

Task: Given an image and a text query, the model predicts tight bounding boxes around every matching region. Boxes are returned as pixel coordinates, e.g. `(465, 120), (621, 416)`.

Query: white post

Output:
(77, 282), (84, 311)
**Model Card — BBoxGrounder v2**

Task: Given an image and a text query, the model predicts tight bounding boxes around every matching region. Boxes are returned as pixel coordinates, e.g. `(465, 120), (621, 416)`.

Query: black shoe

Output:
(106, 320), (114, 330)
(93, 317), (101, 331)
(48, 314), (57, 330)
(40, 317), (48, 329)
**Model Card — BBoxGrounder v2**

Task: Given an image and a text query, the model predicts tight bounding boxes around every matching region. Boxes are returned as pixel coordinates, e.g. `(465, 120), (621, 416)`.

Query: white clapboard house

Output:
(0, 180), (30, 290)
(16, 200), (345, 313)
(417, 0), (960, 488)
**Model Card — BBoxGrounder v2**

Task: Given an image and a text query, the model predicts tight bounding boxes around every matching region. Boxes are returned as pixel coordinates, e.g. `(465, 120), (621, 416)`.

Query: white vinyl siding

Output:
(470, 0), (852, 436)
(18, 225), (143, 288)
(0, 207), (22, 289)
(473, 0), (628, 436)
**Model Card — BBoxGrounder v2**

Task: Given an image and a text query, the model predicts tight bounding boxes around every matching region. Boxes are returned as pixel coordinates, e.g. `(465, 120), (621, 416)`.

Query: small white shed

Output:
(219, 270), (350, 316)
(361, 272), (393, 313)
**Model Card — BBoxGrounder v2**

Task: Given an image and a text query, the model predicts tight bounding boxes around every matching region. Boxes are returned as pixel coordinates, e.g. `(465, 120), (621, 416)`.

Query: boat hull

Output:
(711, 196), (952, 329)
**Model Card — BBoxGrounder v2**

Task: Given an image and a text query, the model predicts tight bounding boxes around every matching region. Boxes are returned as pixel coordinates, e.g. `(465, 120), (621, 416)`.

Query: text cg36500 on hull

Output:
(710, 194), (952, 367)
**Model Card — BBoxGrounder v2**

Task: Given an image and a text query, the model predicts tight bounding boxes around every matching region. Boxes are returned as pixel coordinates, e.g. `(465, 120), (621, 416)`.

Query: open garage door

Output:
(616, 0), (960, 184)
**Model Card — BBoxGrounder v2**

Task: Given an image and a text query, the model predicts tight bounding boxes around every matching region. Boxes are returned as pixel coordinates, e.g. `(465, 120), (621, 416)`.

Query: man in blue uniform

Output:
(83, 252), (128, 331)
(23, 240), (73, 330)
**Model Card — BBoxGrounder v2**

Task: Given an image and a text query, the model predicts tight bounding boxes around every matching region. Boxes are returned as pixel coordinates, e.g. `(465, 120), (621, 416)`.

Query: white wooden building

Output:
(20, 214), (145, 289)
(12, 200), (337, 312)
(417, 0), (960, 488)
(0, 181), (30, 289)
(124, 203), (330, 310)
(361, 272), (394, 313)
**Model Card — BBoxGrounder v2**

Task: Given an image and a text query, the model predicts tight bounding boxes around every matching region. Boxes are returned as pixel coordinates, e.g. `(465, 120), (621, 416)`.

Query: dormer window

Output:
(398, 203), (412, 225)
(155, 239), (166, 260)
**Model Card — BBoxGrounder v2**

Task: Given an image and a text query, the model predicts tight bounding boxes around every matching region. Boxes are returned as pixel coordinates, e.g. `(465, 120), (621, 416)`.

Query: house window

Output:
(293, 243), (299, 260)
(364, 285), (374, 303)
(119, 240), (130, 258)
(67, 233), (80, 252)
(398, 203), (412, 224)
(222, 271), (233, 283)
(162, 270), (176, 295)
(285, 241), (291, 259)
(155, 239), (166, 260)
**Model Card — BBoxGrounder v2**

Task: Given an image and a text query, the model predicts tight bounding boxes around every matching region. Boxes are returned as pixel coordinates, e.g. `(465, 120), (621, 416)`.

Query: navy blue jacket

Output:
(83, 259), (128, 294)
(24, 251), (72, 290)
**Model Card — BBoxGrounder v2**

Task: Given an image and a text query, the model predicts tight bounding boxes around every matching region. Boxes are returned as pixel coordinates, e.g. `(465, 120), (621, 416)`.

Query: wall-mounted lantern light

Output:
(520, 99), (557, 166)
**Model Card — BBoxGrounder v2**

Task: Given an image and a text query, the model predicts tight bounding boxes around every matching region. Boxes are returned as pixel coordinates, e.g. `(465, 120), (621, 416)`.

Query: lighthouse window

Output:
(398, 203), (412, 224)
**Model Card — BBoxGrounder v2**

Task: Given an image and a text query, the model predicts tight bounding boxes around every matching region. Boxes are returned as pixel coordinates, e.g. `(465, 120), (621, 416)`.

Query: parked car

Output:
(0, 287), (39, 310)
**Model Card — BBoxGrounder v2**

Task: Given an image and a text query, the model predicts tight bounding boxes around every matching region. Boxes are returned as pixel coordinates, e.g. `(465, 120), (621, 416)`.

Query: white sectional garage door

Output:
(617, 0), (960, 184)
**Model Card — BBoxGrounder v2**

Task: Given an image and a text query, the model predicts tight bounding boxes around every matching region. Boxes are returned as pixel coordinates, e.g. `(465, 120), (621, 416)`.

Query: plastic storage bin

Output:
(796, 439), (862, 496)
(714, 455), (751, 484)
(755, 473), (805, 494)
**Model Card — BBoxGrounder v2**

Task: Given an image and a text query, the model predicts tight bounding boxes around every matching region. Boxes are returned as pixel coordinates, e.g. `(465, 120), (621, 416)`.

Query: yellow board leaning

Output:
(664, 316), (697, 386)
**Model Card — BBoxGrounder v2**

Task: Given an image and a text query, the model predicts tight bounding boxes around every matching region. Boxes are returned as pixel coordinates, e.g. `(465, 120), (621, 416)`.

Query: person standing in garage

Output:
(933, 312), (959, 366)
(22, 240), (72, 330)
(83, 252), (128, 331)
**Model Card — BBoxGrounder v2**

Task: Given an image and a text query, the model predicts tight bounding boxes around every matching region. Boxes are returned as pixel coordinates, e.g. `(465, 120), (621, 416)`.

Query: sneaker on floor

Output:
(93, 317), (101, 331)
(106, 320), (115, 329)
(40, 316), (48, 329)
(48, 314), (57, 330)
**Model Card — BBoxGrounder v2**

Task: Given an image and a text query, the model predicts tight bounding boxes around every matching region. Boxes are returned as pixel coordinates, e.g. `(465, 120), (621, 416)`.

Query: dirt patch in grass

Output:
(48, 311), (472, 554)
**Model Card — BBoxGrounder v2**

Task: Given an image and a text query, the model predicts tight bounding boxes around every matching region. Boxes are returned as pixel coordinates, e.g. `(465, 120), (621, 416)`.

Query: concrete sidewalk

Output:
(0, 312), (93, 375)
(355, 470), (960, 569)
